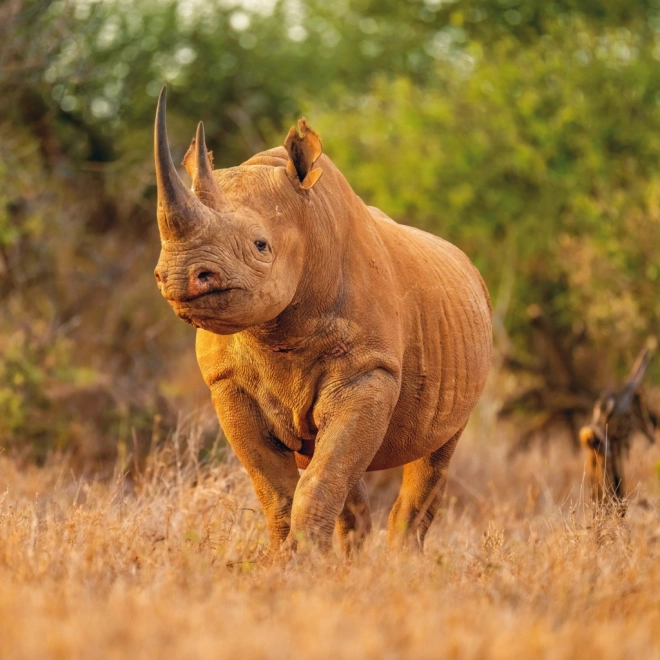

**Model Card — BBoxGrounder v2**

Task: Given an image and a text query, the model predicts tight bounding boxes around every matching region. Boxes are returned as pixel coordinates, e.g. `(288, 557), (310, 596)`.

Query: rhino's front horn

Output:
(154, 86), (209, 241)
(187, 121), (234, 214)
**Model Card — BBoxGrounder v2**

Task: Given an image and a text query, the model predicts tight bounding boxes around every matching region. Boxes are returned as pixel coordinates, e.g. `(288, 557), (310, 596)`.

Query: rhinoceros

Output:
(153, 87), (492, 555)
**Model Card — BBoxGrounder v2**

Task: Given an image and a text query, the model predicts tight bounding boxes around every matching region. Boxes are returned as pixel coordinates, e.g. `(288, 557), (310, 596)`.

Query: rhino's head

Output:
(153, 87), (322, 334)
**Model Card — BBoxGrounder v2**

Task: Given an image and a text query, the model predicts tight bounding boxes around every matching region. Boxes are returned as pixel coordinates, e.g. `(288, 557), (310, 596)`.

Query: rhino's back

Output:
(364, 206), (492, 469)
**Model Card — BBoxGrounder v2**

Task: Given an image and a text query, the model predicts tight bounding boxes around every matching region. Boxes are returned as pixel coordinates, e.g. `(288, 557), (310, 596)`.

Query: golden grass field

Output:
(1, 404), (660, 660)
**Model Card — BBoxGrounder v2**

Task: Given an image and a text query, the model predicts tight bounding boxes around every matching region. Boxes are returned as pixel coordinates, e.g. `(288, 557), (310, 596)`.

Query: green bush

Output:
(1, 0), (659, 460)
(310, 13), (660, 384)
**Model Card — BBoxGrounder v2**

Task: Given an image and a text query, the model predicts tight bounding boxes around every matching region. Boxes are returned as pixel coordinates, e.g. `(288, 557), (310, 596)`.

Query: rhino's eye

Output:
(254, 240), (268, 252)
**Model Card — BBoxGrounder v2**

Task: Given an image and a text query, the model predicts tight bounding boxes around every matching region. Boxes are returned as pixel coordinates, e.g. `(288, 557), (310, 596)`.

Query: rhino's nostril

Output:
(197, 271), (213, 282)
(154, 269), (163, 283)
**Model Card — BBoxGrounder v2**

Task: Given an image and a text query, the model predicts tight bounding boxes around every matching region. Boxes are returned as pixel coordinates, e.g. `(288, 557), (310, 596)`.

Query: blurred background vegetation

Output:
(1, 0), (659, 467)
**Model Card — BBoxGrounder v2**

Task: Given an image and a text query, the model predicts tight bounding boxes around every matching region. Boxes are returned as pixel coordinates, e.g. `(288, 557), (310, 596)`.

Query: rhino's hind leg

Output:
(336, 478), (372, 557)
(387, 426), (463, 551)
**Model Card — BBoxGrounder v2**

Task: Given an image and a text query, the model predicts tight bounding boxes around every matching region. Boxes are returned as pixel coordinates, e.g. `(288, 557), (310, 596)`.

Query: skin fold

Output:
(153, 88), (492, 556)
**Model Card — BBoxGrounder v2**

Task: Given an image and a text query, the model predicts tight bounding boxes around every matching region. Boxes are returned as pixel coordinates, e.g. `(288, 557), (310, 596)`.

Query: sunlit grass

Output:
(1, 415), (659, 658)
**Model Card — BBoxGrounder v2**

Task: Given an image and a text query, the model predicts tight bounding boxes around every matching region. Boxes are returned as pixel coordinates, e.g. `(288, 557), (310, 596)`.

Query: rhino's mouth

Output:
(167, 287), (247, 328)
(165, 287), (241, 305)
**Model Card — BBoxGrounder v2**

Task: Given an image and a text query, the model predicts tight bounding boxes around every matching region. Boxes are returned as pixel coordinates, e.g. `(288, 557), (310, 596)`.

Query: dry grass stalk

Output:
(580, 344), (657, 509)
(1, 412), (660, 657)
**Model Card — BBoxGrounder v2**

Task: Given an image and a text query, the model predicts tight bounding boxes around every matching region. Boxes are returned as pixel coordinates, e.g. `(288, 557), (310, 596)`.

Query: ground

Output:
(1, 410), (660, 659)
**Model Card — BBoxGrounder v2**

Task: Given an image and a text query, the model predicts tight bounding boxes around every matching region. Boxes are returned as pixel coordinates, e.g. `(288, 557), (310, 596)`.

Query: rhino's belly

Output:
(292, 385), (474, 472)
(293, 420), (464, 471)
(366, 409), (469, 470)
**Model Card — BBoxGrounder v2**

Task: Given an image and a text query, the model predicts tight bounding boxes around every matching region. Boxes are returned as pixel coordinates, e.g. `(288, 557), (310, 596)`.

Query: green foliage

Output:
(311, 12), (660, 381)
(19, 0), (460, 168)
(1, 0), (659, 460)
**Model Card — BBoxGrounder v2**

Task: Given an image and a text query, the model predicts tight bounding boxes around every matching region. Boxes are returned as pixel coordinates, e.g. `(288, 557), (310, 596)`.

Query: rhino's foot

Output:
(268, 534), (334, 571)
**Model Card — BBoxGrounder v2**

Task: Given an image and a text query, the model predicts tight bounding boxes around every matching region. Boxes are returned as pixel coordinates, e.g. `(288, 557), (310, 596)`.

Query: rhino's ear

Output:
(284, 117), (323, 190)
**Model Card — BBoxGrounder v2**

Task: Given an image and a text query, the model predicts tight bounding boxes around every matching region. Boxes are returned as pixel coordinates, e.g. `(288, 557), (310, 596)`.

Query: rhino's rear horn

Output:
(154, 86), (209, 240)
(182, 122), (234, 214)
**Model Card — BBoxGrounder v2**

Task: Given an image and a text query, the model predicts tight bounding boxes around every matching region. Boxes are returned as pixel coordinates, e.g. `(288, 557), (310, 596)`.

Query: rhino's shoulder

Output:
(366, 205), (461, 261)
(366, 205), (397, 226)
(366, 205), (492, 314)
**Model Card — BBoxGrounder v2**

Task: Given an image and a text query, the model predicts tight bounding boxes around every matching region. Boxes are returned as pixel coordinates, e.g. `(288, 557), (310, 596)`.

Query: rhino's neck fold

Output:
(243, 171), (368, 349)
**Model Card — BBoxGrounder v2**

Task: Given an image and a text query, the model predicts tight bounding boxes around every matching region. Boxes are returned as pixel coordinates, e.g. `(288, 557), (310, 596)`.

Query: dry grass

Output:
(1, 411), (660, 660)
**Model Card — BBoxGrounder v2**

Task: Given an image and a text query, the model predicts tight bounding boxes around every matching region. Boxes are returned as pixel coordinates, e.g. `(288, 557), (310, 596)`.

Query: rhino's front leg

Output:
(336, 478), (372, 557)
(212, 384), (300, 555)
(287, 369), (398, 553)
